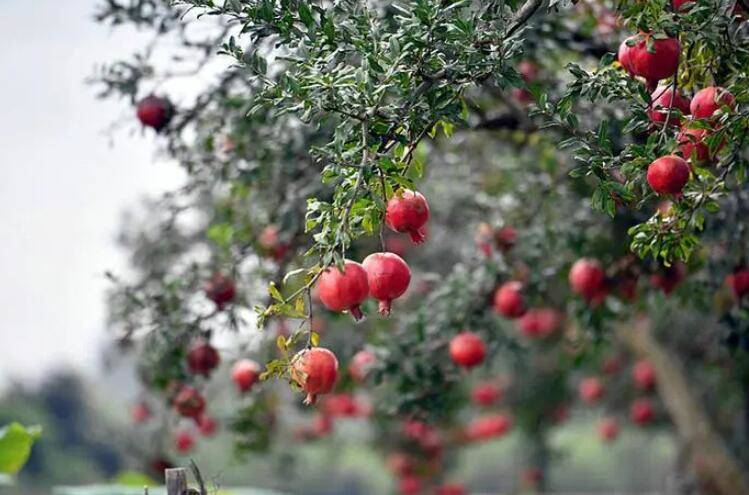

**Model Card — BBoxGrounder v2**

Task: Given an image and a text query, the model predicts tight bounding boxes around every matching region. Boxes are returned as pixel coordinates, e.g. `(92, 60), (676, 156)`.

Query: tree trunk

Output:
(617, 316), (749, 495)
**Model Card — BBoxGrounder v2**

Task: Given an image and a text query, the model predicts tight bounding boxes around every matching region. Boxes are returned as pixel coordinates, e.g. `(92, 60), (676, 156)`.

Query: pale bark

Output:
(617, 317), (749, 495)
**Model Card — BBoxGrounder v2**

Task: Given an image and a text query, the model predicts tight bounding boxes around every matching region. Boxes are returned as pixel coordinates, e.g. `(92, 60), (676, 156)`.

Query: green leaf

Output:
(112, 470), (155, 487)
(0, 423), (41, 475)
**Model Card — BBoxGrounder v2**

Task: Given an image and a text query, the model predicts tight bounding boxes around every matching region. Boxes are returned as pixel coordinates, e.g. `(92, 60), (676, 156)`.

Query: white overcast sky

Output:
(0, 1), (187, 386)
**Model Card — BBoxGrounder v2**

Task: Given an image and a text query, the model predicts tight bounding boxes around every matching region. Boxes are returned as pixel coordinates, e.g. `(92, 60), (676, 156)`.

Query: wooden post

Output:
(165, 467), (188, 495)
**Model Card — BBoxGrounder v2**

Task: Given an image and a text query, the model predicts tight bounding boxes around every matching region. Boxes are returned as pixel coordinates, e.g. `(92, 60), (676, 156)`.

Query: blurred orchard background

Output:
(1, 0), (749, 494)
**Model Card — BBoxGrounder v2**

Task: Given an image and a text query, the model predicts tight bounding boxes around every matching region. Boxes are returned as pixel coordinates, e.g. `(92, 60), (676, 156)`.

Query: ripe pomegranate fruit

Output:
(518, 60), (539, 82)
(203, 272), (236, 310)
(174, 430), (195, 453)
(630, 398), (655, 425)
(651, 262), (686, 295)
(186, 338), (220, 376)
(598, 417), (620, 442)
(136, 95), (174, 131)
(672, 0), (693, 10)
(172, 385), (206, 419)
(258, 225), (290, 261)
(466, 414), (512, 441)
(385, 190), (430, 244)
(196, 413), (217, 436)
(647, 155), (690, 195)
(602, 354), (623, 375)
(312, 413), (333, 436)
(317, 260), (369, 321)
(632, 360), (656, 390)
(726, 267), (749, 298)
(131, 402), (150, 423)
(578, 377), (604, 404)
(678, 126), (719, 163)
(521, 468), (543, 487)
(321, 393), (359, 417)
(493, 281), (526, 318)
(618, 34), (680, 84)
(398, 475), (423, 495)
(231, 359), (261, 393)
(362, 252), (411, 315)
(517, 308), (560, 339)
(349, 349), (376, 382)
(387, 452), (415, 476)
(648, 86), (690, 126)
(449, 332), (486, 368)
(471, 381), (502, 406)
(495, 225), (518, 251)
(436, 483), (466, 495)
(569, 258), (606, 301)
(290, 347), (339, 405)
(690, 86), (735, 120)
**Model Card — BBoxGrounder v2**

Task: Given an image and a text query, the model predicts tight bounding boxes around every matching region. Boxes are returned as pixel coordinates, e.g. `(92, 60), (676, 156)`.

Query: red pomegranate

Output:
(399, 475), (423, 495)
(569, 258), (606, 301)
(726, 267), (749, 298)
(186, 338), (220, 376)
(618, 34), (680, 84)
(291, 347), (339, 405)
(598, 417), (620, 442)
(522, 468), (543, 487)
(203, 273), (236, 309)
(471, 381), (502, 406)
(321, 393), (359, 417)
(258, 225), (290, 261)
(172, 385), (206, 419)
(436, 483), (466, 495)
(449, 332), (486, 368)
(602, 354), (623, 375)
(349, 349), (376, 382)
(196, 413), (217, 436)
(651, 262), (686, 295)
(317, 260), (369, 321)
(678, 126), (720, 163)
(648, 86), (690, 126)
(630, 398), (655, 425)
(362, 252), (411, 315)
(466, 414), (512, 441)
(231, 359), (261, 393)
(517, 308), (561, 339)
(647, 155), (690, 195)
(495, 225), (518, 251)
(312, 414), (333, 437)
(518, 60), (539, 82)
(136, 95), (174, 131)
(672, 0), (693, 10)
(385, 190), (430, 244)
(690, 86), (735, 120)
(578, 377), (605, 404)
(174, 430), (195, 453)
(617, 274), (639, 301)
(131, 402), (150, 423)
(493, 281), (526, 318)
(387, 452), (415, 476)
(632, 360), (656, 390)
